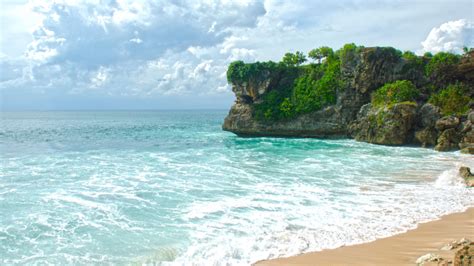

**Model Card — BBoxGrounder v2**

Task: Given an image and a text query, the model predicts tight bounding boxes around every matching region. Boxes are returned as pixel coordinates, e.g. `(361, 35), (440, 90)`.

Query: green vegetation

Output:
(253, 48), (342, 121)
(281, 51), (307, 67)
(429, 83), (471, 116)
(336, 43), (364, 65)
(226, 60), (280, 83)
(371, 80), (419, 107)
(425, 52), (460, 87)
(308, 46), (335, 63)
(226, 43), (468, 122)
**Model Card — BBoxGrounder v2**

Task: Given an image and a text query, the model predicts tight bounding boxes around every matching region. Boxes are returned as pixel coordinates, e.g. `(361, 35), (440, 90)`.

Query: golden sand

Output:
(256, 208), (474, 265)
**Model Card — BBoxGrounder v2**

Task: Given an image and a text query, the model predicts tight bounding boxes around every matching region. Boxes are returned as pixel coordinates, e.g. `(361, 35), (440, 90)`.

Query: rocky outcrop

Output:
(348, 103), (418, 145)
(459, 167), (474, 187)
(223, 46), (472, 153)
(459, 111), (474, 154)
(414, 103), (441, 147)
(223, 47), (422, 137)
(433, 111), (474, 152)
(434, 116), (462, 152)
(223, 103), (346, 137)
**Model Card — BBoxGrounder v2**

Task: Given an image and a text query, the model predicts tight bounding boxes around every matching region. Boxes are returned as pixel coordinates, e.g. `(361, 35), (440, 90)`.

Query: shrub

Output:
(281, 51), (307, 67)
(400, 51), (425, 76)
(371, 80), (419, 107)
(253, 55), (342, 121)
(425, 52), (460, 88)
(429, 83), (471, 116)
(226, 61), (279, 83)
(308, 46), (334, 63)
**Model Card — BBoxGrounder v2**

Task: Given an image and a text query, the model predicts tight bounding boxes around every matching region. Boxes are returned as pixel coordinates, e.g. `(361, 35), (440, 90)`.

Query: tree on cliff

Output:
(308, 46), (334, 63)
(281, 51), (307, 67)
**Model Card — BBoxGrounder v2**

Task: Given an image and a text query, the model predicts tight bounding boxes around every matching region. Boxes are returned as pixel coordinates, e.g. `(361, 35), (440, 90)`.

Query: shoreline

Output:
(255, 207), (474, 265)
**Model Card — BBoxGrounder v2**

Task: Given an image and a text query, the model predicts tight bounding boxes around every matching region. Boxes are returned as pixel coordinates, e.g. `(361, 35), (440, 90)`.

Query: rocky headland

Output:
(223, 45), (474, 154)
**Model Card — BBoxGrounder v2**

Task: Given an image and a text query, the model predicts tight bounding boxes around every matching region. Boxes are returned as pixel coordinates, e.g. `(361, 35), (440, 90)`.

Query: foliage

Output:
(281, 51), (307, 67)
(371, 80), (419, 107)
(402, 51), (417, 61)
(308, 46), (334, 63)
(423, 52), (433, 58)
(400, 50), (426, 75)
(336, 43), (364, 65)
(254, 55), (342, 121)
(429, 83), (471, 116)
(227, 60), (279, 83)
(425, 52), (460, 88)
(425, 52), (460, 76)
(253, 90), (290, 121)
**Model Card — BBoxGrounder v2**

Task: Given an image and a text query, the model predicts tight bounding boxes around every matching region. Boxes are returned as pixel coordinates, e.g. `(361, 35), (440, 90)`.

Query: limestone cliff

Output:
(222, 46), (474, 152)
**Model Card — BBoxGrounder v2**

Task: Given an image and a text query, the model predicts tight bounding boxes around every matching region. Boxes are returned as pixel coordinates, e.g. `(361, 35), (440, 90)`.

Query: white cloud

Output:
(1, 0), (473, 109)
(129, 38), (143, 44)
(421, 19), (474, 54)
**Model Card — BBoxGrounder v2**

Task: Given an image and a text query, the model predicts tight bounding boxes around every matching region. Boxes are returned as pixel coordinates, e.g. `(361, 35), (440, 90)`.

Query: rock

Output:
(414, 104), (441, 147)
(223, 47), (422, 139)
(441, 238), (472, 250)
(223, 103), (347, 137)
(469, 110), (474, 124)
(435, 116), (460, 131)
(460, 167), (472, 179)
(459, 167), (474, 187)
(415, 128), (438, 147)
(453, 241), (474, 266)
(460, 168), (474, 187)
(349, 102), (418, 145)
(435, 128), (462, 151)
(419, 103), (441, 128)
(461, 147), (474, 154)
(416, 253), (442, 265)
(459, 117), (474, 154)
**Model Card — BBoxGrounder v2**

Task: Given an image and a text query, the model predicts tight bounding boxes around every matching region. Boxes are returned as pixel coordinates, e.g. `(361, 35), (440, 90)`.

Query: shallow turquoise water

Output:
(0, 111), (473, 264)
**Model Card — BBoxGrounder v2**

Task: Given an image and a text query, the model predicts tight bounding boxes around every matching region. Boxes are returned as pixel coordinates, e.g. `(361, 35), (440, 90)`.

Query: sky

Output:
(0, 0), (473, 110)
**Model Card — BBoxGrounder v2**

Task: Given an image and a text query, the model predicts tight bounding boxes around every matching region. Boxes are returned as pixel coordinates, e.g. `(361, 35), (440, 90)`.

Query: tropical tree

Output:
(281, 51), (307, 67)
(309, 46), (335, 63)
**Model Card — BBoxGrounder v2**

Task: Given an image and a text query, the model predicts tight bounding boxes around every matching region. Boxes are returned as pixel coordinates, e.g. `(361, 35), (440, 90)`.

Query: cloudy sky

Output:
(0, 0), (472, 110)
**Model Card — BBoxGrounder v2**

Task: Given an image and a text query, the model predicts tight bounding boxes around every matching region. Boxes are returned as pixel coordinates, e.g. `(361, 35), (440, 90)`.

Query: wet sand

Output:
(255, 207), (474, 265)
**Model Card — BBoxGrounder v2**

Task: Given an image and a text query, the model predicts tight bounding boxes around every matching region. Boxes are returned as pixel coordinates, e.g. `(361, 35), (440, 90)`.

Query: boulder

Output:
(453, 240), (474, 265)
(435, 116), (460, 131)
(459, 167), (474, 187)
(349, 102), (417, 145)
(459, 112), (474, 154)
(419, 103), (441, 128)
(415, 128), (438, 147)
(435, 128), (462, 151)
(415, 253), (442, 265)
(222, 103), (347, 137)
(413, 104), (441, 147)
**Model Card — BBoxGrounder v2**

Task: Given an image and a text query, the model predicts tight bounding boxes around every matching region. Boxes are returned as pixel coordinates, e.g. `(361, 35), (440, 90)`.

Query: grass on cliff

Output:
(371, 80), (419, 107)
(429, 83), (471, 116)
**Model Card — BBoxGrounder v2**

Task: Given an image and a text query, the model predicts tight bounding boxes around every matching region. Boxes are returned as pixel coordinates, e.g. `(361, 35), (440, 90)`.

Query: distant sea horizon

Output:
(1, 110), (473, 264)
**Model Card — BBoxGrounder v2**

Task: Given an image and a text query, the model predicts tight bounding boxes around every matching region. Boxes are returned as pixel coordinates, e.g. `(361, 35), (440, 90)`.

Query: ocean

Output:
(0, 110), (473, 265)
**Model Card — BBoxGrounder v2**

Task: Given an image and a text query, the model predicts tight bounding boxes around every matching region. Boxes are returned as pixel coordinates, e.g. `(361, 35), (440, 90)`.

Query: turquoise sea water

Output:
(1, 110), (473, 265)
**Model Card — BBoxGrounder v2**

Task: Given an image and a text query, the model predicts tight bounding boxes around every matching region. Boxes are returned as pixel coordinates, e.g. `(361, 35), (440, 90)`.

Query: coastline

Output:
(255, 207), (474, 265)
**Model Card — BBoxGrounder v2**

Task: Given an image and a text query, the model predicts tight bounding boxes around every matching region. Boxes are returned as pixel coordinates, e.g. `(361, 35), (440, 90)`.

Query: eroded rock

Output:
(436, 116), (460, 131)
(459, 167), (474, 187)
(349, 102), (417, 145)
(435, 128), (462, 152)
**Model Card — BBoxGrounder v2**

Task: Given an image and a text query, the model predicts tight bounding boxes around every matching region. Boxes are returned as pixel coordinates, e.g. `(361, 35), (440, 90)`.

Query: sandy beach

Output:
(256, 207), (474, 265)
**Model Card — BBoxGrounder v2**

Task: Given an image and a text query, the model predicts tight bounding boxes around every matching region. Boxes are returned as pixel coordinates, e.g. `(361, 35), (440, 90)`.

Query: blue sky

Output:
(0, 0), (473, 110)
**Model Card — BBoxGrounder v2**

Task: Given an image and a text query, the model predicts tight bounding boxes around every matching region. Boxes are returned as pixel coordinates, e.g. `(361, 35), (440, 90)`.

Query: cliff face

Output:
(224, 47), (413, 137)
(222, 47), (474, 152)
